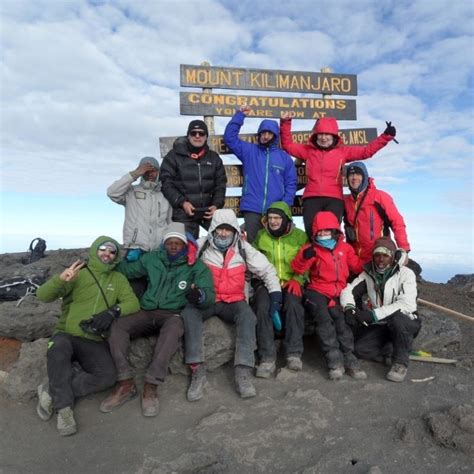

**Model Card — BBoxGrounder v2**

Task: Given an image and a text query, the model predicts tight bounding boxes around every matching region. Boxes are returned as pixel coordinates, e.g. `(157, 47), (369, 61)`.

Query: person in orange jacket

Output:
(291, 211), (366, 381)
(280, 113), (396, 237)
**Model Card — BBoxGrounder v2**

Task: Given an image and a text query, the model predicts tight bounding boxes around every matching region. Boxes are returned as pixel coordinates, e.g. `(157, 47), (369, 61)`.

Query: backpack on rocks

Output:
(22, 238), (47, 264)
(0, 276), (46, 306)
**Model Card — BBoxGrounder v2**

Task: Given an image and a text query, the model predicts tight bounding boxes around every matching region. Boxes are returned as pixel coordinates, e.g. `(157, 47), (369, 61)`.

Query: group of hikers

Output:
(35, 107), (420, 437)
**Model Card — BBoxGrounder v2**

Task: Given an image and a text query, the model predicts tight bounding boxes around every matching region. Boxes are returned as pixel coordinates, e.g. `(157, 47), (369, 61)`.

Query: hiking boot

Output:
(234, 365), (257, 399)
(99, 379), (137, 413)
(187, 364), (208, 402)
(386, 363), (408, 383)
(36, 384), (53, 421)
(346, 367), (368, 380)
(141, 382), (159, 417)
(286, 356), (303, 372)
(255, 361), (276, 378)
(328, 367), (345, 381)
(57, 407), (77, 436)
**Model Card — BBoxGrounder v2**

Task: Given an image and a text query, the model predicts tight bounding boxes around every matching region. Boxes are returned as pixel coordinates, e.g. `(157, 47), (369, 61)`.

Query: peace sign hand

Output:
(60, 260), (86, 282)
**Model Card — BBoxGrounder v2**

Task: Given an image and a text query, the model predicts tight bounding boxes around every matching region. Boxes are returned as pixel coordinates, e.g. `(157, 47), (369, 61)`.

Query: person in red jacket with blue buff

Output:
(291, 211), (366, 381)
(280, 112), (396, 237)
(224, 105), (297, 242)
(344, 161), (410, 264)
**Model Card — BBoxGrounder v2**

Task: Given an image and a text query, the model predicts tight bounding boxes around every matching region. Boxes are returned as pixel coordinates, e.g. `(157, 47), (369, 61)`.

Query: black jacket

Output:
(160, 137), (227, 222)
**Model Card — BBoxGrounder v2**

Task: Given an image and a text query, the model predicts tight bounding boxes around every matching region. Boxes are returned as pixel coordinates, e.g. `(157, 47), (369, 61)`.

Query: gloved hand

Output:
(344, 306), (357, 320)
(269, 291), (282, 314)
(271, 311), (282, 332)
(284, 279), (302, 298)
(384, 121), (396, 137)
(186, 286), (205, 305)
(394, 248), (409, 266)
(90, 305), (121, 333)
(302, 245), (315, 260)
(354, 308), (375, 325)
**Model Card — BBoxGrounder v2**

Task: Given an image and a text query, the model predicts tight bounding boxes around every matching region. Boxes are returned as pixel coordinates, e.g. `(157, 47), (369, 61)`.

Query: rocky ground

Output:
(0, 249), (473, 474)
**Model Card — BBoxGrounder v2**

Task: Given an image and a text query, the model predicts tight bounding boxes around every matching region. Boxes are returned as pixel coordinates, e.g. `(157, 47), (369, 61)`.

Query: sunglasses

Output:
(98, 246), (117, 254)
(189, 130), (207, 137)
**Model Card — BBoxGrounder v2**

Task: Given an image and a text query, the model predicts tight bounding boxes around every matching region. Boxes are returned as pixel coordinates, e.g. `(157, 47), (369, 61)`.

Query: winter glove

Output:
(344, 306), (357, 320)
(283, 279), (303, 298)
(90, 305), (121, 333)
(269, 291), (283, 331)
(394, 248), (409, 266)
(302, 245), (315, 260)
(354, 308), (375, 325)
(185, 286), (205, 305)
(384, 121), (396, 137)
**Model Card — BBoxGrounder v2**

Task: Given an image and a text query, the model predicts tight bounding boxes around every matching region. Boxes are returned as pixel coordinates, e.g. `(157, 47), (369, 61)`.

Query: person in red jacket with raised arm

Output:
(280, 112), (396, 237)
(291, 211), (366, 381)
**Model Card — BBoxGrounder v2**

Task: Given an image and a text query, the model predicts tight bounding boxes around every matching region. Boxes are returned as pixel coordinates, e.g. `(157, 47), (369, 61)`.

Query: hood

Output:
(207, 209), (241, 248)
(139, 156), (160, 187)
(257, 120), (280, 146)
(345, 161), (369, 194)
(87, 235), (121, 274)
(309, 117), (340, 147)
(311, 211), (341, 236)
(266, 201), (292, 219)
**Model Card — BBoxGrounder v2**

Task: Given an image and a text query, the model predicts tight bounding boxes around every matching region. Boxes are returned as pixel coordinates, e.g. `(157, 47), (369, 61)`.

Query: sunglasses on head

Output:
(189, 130), (206, 137)
(98, 245), (117, 254)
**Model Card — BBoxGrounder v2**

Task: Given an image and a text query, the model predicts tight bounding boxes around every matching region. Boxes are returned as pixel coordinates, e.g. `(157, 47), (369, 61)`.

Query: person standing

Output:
(280, 113), (396, 237)
(224, 106), (297, 242)
(343, 161), (410, 264)
(160, 120), (227, 239)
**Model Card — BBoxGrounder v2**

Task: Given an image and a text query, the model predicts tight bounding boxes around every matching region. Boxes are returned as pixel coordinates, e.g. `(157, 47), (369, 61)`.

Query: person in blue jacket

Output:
(224, 105), (297, 243)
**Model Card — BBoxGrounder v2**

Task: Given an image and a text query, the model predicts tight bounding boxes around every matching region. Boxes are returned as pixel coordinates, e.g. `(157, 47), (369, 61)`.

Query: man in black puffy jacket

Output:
(160, 120), (227, 238)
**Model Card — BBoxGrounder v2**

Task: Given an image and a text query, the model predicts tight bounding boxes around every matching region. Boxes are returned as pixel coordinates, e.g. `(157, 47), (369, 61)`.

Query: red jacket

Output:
(291, 211), (362, 301)
(280, 118), (393, 200)
(344, 178), (410, 263)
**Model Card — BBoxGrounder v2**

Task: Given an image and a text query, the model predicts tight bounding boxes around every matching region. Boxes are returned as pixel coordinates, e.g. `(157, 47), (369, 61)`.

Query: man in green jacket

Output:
(35, 236), (140, 436)
(253, 201), (309, 377)
(100, 222), (215, 417)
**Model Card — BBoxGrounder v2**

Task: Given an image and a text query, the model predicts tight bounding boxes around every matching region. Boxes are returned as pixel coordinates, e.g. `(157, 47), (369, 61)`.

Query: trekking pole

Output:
(417, 298), (474, 324)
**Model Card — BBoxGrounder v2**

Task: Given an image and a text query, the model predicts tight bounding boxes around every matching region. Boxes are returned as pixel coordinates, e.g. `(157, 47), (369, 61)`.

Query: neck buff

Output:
(268, 216), (290, 238)
(213, 234), (234, 251)
(316, 236), (337, 250)
(167, 247), (187, 262)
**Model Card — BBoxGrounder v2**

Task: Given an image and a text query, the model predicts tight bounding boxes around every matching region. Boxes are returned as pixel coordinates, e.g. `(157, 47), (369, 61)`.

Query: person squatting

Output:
(36, 113), (420, 437)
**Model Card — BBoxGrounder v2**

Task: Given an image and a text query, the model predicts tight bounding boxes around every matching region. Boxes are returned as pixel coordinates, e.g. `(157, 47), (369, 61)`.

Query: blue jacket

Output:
(224, 111), (297, 214)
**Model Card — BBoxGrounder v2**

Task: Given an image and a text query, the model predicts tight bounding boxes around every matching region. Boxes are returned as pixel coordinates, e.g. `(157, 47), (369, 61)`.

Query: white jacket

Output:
(340, 265), (418, 321)
(107, 173), (172, 251)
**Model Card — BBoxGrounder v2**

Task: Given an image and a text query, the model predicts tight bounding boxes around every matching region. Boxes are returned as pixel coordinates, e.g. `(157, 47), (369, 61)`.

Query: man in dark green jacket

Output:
(101, 222), (215, 417)
(35, 236), (140, 436)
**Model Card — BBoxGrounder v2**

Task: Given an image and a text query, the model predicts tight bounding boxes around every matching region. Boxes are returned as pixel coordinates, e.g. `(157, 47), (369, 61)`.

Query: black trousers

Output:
(354, 310), (421, 366)
(242, 211), (264, 244)
(47, 332), (117, 410)
(253, 285), (305, 362)
(302, 197), (344, 237)
(183, 219), (211, 240)
(305, 290), (358, 369)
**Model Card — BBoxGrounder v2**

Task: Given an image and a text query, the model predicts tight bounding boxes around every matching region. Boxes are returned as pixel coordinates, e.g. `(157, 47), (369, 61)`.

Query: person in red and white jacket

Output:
(280, 113), (396, 237)
(292, 211), (366, 381)
(344, 161), (410, 264)
(181, 209), (280, 401)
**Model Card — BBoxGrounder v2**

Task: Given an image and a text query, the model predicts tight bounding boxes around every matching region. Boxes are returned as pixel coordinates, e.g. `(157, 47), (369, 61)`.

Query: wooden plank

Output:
(224, 195), (304, 217)
(224, 164), (309, 188)
(179, 92), (357, 120)
(159, 128), (377, 157)
(180, 64), (357, 96)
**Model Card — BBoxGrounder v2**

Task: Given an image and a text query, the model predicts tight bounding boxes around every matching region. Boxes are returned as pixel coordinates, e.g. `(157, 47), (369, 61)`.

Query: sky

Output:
(1, 0), (473, 283)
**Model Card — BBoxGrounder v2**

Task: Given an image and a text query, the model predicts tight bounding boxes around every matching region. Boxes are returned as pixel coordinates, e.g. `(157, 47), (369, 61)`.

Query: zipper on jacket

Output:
(262, 148), (270, 213)
(197, 162), (204, 206)
(370, 210), (374, 240)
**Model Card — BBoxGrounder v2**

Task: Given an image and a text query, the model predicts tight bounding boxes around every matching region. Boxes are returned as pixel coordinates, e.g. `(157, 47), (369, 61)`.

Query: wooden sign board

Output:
(180, 92), (357, 120)
(180, 64), (357, 96)
(159, 128), (377, 157)
(225, 196), (304, 218)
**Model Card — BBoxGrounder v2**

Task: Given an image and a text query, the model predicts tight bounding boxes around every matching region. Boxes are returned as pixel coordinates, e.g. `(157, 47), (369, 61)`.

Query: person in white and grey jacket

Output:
(340, 236), (421, 383)
(107, 156), (172, 256)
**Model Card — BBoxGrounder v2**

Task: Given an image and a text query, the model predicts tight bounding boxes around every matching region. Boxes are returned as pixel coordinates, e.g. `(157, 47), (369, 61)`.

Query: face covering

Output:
(141, 178), (158, 190)
(267, 215), (290, 238)
(213, 233), (234, 251)
(316, 235), (337, 250)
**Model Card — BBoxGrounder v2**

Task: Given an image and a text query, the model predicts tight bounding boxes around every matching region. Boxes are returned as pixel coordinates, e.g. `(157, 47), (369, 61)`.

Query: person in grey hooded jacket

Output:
(107, 156), (172, 255)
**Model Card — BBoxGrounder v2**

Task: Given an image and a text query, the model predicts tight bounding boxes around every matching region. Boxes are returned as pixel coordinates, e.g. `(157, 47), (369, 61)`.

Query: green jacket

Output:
(253, 201), (309, 285)
(116, 246), (215, 311)
(36, 236), (140, 341)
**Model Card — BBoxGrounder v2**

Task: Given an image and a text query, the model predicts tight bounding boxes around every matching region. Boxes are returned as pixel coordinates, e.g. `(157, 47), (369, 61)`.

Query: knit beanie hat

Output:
(187, 120), (209, 136)
(372, 236), (396, 257)
(163, 222), (188, 244)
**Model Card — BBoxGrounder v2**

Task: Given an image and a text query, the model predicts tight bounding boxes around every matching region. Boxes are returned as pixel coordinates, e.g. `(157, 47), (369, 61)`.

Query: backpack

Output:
(0, 276), (46, 305)
(22, 238), (47, 264)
